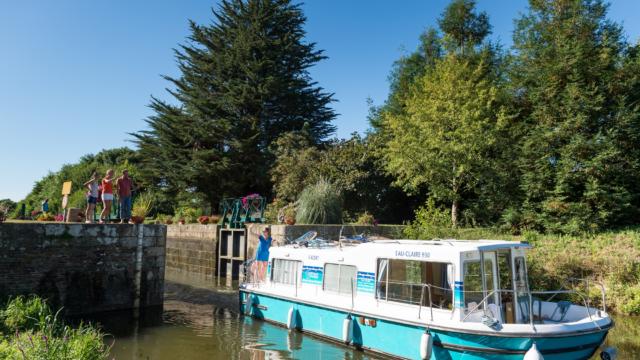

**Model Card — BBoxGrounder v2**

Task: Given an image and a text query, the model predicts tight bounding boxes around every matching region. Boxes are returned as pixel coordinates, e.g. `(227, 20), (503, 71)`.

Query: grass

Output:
(0, 296), (111, 360)
(403, 225), (640, 315)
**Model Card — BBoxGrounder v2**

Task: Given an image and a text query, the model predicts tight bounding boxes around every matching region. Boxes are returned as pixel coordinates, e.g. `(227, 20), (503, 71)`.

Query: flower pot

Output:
(284, 216), (296, 225)
(131, 216), (145, 224)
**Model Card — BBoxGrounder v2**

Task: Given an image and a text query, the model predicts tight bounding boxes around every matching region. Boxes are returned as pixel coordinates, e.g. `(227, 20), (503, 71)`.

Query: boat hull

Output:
(240, 290), (609, 360)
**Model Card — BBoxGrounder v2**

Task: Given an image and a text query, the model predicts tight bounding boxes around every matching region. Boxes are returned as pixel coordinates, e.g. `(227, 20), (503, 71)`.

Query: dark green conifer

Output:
(134, 0), (335, 208)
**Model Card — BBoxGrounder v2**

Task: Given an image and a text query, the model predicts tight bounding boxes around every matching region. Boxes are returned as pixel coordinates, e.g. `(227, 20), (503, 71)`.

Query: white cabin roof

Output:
(269, 239), (530, 266)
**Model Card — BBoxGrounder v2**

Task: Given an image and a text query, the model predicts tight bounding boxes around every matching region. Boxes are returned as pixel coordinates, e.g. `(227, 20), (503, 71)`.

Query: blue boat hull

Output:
(240, 290), (609, 360)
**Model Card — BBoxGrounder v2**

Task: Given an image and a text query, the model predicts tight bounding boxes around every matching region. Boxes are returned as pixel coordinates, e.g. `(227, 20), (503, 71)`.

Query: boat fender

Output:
(342, 315), (353, 344)
(287, 307), (297, 330)
(244, 294), (254, 316)
(600, 347), (617, 360)
(419, 331), (433, 360)
(524, 343), (544, 360)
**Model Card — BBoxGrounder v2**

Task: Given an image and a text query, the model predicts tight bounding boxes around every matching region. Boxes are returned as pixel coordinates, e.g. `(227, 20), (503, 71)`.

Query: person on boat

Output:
(99, 169), (114, 224)
(84, 171), (100, 223)
(256, 227), (273, 281)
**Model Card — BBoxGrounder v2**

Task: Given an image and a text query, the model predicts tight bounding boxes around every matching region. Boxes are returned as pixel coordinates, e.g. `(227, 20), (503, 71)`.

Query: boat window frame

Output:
(322, 263), (358, 296)
(374, 257), (455, 309)
(270, 258), (302, 287)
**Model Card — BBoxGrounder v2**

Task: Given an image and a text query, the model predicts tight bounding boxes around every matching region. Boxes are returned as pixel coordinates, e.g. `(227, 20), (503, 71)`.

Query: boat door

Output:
(479, 250), (514, 323)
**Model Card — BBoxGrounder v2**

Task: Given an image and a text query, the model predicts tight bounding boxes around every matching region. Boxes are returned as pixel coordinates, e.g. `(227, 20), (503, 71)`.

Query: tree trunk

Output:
(451, 200), (459, 228)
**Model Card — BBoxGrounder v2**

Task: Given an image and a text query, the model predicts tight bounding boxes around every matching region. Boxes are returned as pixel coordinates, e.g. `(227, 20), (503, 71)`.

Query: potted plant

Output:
(131, 192), (153, 224)
(283, 206), (297, 225)
(197, 215), (209, 224)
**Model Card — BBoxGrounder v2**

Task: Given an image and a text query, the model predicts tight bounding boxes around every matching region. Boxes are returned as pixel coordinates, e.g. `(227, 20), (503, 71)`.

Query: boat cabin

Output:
(260, 239), (534, 324)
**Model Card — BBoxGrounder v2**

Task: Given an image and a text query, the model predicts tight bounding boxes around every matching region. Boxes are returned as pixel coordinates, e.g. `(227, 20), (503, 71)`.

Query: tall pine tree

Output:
(134, 0), (335, 209)
(512, 0), (640, 233)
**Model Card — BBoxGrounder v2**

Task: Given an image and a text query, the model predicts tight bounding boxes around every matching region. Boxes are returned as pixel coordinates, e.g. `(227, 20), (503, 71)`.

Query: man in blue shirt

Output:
(256, 227), (272, 281)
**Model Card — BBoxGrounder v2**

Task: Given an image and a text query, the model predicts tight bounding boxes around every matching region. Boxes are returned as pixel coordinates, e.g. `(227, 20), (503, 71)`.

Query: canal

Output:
(100, 272), (639, 360)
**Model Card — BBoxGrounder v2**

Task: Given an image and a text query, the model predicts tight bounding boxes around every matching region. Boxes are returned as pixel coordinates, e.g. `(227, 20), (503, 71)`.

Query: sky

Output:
(1, 1), (639, 202)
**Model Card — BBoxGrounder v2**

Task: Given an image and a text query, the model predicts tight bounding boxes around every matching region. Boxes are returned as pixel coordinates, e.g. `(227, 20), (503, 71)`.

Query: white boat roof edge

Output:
(368, 239), (532, 251)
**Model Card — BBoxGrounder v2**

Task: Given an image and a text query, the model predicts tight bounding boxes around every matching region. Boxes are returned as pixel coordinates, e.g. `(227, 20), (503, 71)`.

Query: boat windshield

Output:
(462, 249), (531, 324)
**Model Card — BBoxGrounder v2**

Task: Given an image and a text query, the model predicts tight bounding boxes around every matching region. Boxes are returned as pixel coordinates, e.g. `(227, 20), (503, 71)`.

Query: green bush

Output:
(1, 296), (53, 334)
(296, 179), (342, 224)
(175, 206), (202, 224)
(404, 198), (454, 239)
(0, 296), (110, 359)
(355, 211), (375, 225)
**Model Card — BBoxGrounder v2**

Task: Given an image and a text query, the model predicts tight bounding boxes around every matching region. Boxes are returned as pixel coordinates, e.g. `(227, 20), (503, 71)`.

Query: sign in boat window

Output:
(271, 259), (302, 286)
(323, 263), (357, 295)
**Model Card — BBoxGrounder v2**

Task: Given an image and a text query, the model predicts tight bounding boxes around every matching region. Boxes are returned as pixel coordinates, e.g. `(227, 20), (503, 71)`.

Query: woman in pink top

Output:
(100, 169), (114, 223)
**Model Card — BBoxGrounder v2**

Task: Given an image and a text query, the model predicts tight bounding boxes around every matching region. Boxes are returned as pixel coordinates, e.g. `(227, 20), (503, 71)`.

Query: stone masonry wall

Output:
(0, 223), (166, 315)
(165, 224), (218, 279)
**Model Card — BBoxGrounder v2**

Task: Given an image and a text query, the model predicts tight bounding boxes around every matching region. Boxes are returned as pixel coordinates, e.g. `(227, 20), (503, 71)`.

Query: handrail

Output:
(417, 284), (435, 321)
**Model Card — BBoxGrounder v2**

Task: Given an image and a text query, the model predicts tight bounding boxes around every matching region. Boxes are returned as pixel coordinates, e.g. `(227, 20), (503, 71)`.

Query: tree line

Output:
(13, 0), (640, 234)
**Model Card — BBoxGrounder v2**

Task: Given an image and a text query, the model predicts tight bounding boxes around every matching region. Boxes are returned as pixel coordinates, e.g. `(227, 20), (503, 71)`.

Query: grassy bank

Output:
(404, 225), (640, 315)
(0, 296), (111, 359)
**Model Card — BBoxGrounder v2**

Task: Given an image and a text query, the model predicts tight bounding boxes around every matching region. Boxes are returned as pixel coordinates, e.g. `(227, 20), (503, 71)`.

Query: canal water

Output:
(101, 272), (639, 360)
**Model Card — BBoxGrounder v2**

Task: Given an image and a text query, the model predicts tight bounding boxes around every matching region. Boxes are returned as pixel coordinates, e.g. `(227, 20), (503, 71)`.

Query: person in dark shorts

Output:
(84, 171), (100, 223)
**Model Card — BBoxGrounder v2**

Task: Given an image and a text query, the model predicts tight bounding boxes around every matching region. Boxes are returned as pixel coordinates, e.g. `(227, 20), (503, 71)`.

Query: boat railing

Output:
(460, 285), (605, 331)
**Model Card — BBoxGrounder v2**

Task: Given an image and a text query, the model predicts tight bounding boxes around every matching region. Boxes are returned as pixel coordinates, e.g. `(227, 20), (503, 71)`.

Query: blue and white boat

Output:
(239, 236), (613, 359)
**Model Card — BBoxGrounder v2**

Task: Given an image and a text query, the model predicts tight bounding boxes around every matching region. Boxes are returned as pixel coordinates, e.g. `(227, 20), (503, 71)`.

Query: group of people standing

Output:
(83, 169), (134, 224)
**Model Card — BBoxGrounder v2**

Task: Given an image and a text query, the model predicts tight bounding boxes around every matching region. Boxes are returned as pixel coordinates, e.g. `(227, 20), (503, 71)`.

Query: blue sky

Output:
(1, 0), (639, 202)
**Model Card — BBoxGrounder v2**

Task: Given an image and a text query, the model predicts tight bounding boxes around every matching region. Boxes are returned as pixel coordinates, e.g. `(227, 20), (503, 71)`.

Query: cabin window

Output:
(323, 263), (357, 295)
(271, 259), (302, 286)
(463, 258), (496, 310)
(376, 259), (453, 309)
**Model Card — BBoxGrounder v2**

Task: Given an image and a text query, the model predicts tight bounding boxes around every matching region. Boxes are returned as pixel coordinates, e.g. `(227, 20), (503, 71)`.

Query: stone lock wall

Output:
(0, 223), (166, 315)
(165, 224), (219, 279)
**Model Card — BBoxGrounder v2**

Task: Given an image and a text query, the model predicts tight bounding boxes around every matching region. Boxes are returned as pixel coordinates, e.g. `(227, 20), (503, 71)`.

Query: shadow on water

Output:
(74, 271), (638, 360)
(78, 271), (382, 360)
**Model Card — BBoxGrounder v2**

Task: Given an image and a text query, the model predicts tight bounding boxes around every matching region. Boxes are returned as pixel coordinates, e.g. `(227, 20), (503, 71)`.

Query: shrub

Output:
(264, 199), (286, 224)
(355, 212), (375, 225)
(174, 206), (202, 224)
(0, 296), (111, 359)
(1, 296), (53, 334)
(132, 192), (154, 218)
(404, 198), (453, 239)
(296, 179), (342, 224)
(36, 213), (56, 222)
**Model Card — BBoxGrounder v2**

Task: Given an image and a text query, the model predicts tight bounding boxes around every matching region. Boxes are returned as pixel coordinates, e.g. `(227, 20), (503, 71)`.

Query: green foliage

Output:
(296, 179), (342, 224)
(174, 206), (203, 224)
(384, 52), (513, 227)
(1, 296), (52, 334)
(132, 192), (154, 218)
(0, 199), (16, 218)
(354, 212), (375, 225)
(0, 296), (110, 359)
(438, 0), (490, 52)
(263, 198), (287, 224)
(404, 198), (454, 239)
(133, 0), (336, 209)
(271, 132), (417, 223)
(512, 0), (640, 233)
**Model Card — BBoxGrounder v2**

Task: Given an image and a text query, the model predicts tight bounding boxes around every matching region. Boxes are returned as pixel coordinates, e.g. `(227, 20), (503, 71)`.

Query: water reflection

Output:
(92, 272), (638, 360)
(102, 276), (380, 360)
